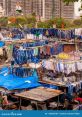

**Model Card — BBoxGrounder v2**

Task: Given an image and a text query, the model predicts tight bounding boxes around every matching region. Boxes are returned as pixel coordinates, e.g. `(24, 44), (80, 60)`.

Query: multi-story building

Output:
(0, 0), (11, 16)
(43, 0), (74, 19)
(0, 5), (4, 17)
(1, 0), (74, 19)
(60, 0), (74, 19)
(0, 0), (5, 17)
(8, 0), (39, 16)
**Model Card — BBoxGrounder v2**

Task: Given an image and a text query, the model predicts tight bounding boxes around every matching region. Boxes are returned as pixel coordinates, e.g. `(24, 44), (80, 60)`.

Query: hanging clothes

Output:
(46, 46), (50, 55)
(42, 59), (55, 71)
(6, 44), (13, 61)
(12, 67), (33, 78)
(34, 47), (38, 56)
(50, 47), (55, 55)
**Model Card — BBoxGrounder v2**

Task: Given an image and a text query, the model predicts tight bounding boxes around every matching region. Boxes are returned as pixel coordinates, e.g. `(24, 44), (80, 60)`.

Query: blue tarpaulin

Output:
(0, 67), (59, 90)
(0, 69), (41, 90)
(0, 67), (9, 75)
(0, 41), (5, 47)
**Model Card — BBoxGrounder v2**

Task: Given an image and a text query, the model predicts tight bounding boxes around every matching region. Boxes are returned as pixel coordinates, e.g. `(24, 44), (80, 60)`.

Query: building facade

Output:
(0, 0), (11, 16)
(43, 0), (74, 19)
(1, 0), (74, 19)
(0, 5), (4, 17)
(0, 0), (5, 17)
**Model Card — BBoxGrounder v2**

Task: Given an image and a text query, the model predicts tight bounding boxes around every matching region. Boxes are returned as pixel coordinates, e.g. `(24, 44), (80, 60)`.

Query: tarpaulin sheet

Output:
(0, 41), (5, 48)
(0, 70), (41, 90)
(0, 67), (9, 75)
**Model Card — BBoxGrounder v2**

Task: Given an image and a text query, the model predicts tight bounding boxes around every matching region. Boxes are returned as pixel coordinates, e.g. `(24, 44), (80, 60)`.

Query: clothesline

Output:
(0, 63), (42, 69)
(4, 39), (34, 45)
(17, 44), (49, 50)
(42, 55), (82, 64)
(56, 59), (82, 64)
(18, 43), (60, 50)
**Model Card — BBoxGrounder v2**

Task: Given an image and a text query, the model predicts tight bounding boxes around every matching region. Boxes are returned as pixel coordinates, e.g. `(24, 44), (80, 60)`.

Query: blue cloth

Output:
(29, 28), (75, 39)
(12, 68), (33, 77)
(0, 67), (9, 75)
(2, 28), (75, 40)
(67, 84), (74, 94)
(11, 28), (24, 39)
(0, 70), (40, 90)
(22, 40), (48, 48)
(50, 47), (55, 55)
(13, 43), (64, 65)
(40, 83), (58, 89)
(0, 41), (5, 47)
(31, 57), (40, 63)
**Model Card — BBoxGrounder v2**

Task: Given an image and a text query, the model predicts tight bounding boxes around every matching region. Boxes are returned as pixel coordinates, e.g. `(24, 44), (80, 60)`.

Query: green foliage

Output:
(31, 12), (36, 17)
(37, 21), (53, 28)
(37, 18), (69, 28)
(26, 16), (36, 24)
(37, 22), (48, 28)
(63, 0), (80, 5)
(16, 16), (27, 25)
(7, 15), (36, 28)
(0, 15), (82, 29)
(0, 17), (8, 27)
(54, 18), (66, 28)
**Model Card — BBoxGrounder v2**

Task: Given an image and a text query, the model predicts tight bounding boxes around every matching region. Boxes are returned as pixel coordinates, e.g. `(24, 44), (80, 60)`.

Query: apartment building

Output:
(1, 0), (74, 19)
(44, 0), (74, 19)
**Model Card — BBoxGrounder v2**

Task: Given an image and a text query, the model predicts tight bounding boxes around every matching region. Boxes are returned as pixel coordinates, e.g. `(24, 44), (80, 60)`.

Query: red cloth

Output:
(46, 46), (50, 55)
(74, 97), (82, 102)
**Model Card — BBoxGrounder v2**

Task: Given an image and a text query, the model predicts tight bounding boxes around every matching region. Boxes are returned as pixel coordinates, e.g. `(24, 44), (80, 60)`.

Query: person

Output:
(0, 28), (4, 40)
(60, 88), (73, 105)
(0, 92), (3, 110)
(0, 91), (9, 110)
(74, 92), (82, 104)
(3, 47), (8, 60)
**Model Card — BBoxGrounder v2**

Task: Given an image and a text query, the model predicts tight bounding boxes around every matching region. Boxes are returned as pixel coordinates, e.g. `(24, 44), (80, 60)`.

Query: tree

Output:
(0, 17), (8, 27)
(54, 18), (66, 28)
(37, 21), (51, 28)
(64, 0), (81, 4)
(16, 16), (27, 25)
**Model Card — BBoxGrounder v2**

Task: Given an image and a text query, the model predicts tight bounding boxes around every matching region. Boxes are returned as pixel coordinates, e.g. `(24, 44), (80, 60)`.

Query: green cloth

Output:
(35, 32), (40, 37)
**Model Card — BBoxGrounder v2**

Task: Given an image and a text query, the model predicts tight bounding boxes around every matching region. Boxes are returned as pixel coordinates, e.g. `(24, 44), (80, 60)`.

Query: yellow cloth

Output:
(57, 53), (70, 60)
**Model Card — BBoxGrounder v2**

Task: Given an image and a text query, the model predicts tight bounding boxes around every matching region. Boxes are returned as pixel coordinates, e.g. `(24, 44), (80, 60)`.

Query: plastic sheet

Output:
(0, 70), (40, 90)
